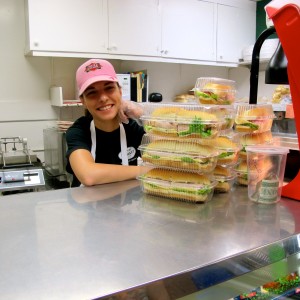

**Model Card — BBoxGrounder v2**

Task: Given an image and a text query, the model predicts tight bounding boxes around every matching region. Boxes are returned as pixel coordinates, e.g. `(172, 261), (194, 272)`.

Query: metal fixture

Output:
(0, 136), (45, 194)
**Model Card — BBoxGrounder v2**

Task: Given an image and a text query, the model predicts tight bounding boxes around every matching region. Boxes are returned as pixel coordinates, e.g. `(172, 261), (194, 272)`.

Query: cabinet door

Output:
(108, 0), (161, 56)
(161, 0), (216, 61)
(25, 0), (108, 53)
(217, 4), (256, 63)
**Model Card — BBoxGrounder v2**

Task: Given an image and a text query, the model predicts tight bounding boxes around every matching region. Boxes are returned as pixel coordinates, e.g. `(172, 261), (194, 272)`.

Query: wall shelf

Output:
(50, 86), (82, 107)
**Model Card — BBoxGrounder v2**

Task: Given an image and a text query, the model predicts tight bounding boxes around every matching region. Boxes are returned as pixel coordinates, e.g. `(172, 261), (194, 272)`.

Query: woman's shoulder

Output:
(66, 116), (91, 137)
(71, 116), (92, 129)
(125, 119), (145, 134)
(124, 119), (145, 138)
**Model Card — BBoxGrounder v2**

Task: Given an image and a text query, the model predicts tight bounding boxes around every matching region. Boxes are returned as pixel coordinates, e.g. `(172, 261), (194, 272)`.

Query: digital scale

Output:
(0, 137), (45, 194)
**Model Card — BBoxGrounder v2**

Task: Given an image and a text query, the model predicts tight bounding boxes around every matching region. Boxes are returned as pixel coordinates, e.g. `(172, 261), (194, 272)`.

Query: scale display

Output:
(0, 168), (45, 192)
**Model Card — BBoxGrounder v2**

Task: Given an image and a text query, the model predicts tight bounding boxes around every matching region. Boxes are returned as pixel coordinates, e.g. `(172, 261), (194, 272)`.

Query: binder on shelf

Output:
(130, 76), (138, 102)
(130, 70), (148, 102)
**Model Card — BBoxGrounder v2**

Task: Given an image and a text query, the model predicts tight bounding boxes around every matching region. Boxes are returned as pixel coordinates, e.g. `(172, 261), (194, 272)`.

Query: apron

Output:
(80, 120), (128, 187)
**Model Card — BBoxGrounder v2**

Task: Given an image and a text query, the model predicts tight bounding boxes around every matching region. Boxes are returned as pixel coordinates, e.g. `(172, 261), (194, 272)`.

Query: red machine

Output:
(265, 0), (300, 200)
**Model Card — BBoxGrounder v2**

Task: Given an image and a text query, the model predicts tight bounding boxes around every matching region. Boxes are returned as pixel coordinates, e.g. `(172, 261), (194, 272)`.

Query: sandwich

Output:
(139, 168), (215, 203)
(143, 106), (183, 137)
(213, 165), (235, 193)
(235, 161), (248, 186)
(140, 139), (218, 172)
(239, 131), (273, 159)
(210, 136), (240, 166)
(195, 83), (235, 105)
(212, 106), (235, 130)
(176, 109), (219, 138)
(143, 107), (221, 138)
(235, 107), (274, 133)
(144, 107), (223, 138)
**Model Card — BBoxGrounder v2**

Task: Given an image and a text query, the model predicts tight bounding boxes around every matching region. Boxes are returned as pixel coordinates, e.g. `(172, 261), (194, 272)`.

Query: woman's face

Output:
(81, 81), (122, 127)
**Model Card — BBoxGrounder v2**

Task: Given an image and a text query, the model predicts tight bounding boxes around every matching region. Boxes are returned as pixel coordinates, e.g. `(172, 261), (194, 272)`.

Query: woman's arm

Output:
(69, 149), (149, 186)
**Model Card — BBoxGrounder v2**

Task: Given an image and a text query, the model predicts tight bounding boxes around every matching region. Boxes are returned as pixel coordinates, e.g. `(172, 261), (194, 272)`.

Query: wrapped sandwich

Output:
(209, 136), (241, 166)
(239, 131), (273, 159)
(139, 138), (219, 172)
(235, 104), (275, 133)
(138, 168), (216, 203)
(213, 166), (237, 193)
(141, 106), (223, 139)
(194, 77), (236, 105)
(195, 83), (236, 105)
(235, 161), (248, 186)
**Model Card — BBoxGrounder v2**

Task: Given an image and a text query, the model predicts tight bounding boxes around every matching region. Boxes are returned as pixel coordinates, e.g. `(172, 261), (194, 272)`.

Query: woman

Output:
(66, 59), (147, 187)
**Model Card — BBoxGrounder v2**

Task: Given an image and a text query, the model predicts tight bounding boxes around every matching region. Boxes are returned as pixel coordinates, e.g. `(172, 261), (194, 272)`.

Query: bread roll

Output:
(196, 83), (235, 105)
(141, 139), (217, 172)
(214, 165), (231, 177)
(141, 169), (214, 203)
(235, 107), (274, 133)
(239, 131), (273, 159)
(151, 106), (183, 119)
(235, 161), (248, 186)
(210, 136), (240, 165)
(213, 166), (233, 193)
(176, 109), (218, 121)
(143, 106), (221, 138)
(214, 181), (231, 193)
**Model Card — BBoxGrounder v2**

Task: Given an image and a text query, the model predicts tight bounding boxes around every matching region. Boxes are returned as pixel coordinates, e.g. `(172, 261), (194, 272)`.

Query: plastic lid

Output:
(194, 77), (236, 90)
(235, 103), (275, 119)
(246, 145), (290, 154)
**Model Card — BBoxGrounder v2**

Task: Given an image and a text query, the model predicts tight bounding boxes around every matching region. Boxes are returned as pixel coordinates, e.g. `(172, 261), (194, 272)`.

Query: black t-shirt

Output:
(66, 116), (145, 186)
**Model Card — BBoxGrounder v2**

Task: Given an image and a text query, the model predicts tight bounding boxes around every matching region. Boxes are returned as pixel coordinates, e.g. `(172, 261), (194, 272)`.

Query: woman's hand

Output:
(118, 100), (143, 124)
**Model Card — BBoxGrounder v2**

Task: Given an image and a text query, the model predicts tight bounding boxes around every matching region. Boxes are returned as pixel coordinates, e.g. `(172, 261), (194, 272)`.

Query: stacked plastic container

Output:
(233, 104), (275, 186)
(137, 103), (226, 203)
(194, 77), (239, 193)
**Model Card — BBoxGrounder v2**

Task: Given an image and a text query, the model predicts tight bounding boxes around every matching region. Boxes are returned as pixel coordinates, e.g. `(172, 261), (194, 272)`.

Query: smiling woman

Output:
(65, 59), (149, 187)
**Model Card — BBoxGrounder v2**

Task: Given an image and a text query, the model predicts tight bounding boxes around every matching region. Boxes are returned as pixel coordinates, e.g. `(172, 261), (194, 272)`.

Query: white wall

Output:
(0, 0), (274, 164)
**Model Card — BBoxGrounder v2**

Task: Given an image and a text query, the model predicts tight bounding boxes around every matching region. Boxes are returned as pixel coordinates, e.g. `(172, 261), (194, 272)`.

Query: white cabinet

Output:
(216, 2), (256, 63)
(24, 0), (256, 66)
(161, 0), (216, 61)
(25, 0), (108, 55)
(107, 0), (161, 56)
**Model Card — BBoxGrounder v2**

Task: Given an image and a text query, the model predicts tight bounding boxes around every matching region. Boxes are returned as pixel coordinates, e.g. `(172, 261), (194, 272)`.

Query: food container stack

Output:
(209, 135), (240, 193)
(233, 104), (275, 186)
(137, 103), (228, 203)
(193, 77), (239, 192)
(194, 77), (236, 106)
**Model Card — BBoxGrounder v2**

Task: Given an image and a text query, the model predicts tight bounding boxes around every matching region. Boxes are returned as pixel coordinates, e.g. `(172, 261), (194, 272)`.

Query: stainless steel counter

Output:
(1, 181), (300, 300)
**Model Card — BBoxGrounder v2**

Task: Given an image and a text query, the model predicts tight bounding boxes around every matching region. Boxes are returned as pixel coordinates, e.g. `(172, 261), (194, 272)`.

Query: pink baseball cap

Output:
(76, 59), (118, 96)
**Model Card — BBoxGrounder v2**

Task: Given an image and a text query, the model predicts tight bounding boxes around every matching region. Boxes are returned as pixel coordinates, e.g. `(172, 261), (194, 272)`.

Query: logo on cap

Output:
(85, 62), (102, 73)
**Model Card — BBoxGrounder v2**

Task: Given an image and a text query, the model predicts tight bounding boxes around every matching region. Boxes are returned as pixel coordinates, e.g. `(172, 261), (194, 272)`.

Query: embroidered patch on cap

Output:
(85, 63), (102, 73)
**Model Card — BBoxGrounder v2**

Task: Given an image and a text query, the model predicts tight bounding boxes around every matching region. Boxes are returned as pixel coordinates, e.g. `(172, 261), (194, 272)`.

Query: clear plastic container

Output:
(234, 160), (249, 186)
(206, 105), (235, 130)
(137, 168), (217, 203)
(213, 136), (241, 166)
(194, 77), (236, 105)
(238, 131), (273, 160)
(234, 104), (275, 133)
(246, 145), (289, 204)
(213, 165), (237, 193)
(140, 103), (225, 139)
(139, 135), (219, 173)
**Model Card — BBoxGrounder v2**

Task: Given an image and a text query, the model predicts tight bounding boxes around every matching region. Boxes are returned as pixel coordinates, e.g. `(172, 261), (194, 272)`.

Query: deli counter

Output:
(1, 181), (300, 299)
